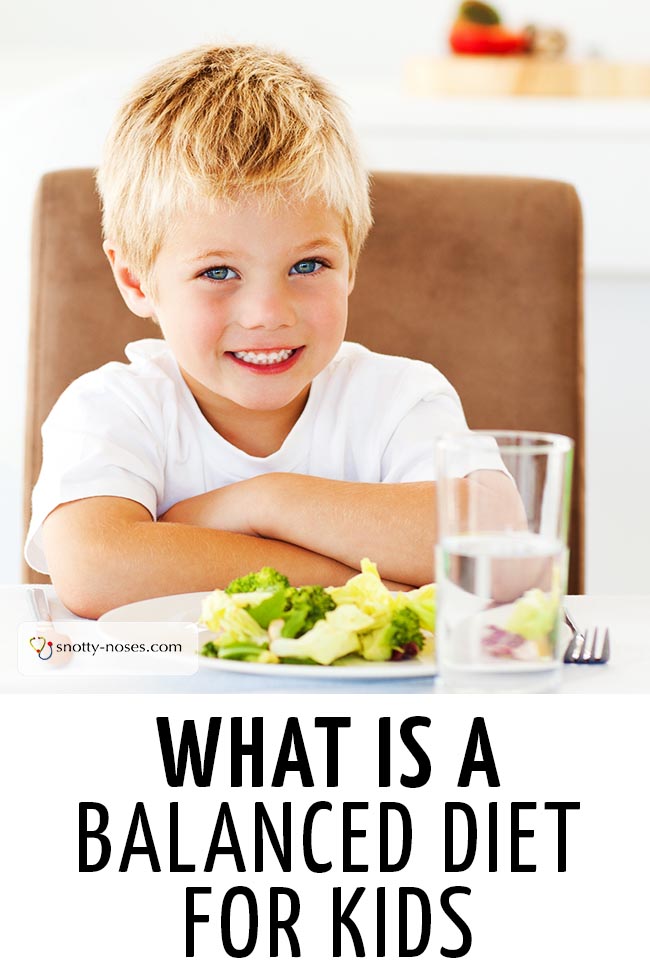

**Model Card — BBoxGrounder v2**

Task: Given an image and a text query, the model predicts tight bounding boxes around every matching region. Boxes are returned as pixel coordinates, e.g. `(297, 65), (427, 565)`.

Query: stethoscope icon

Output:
(39, 641), (53, 661)
(29, 636), (53, 661)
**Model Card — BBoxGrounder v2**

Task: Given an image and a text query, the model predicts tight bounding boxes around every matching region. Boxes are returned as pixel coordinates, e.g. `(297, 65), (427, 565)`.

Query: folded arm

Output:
(160, 470), (525, 589)
(44, 470), (524, 617)
(250, 475), (437, 587)
(43, 497), (367, 619)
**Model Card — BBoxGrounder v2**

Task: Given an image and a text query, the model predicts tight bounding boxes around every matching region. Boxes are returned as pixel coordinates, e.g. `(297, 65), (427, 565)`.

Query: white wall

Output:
(3, 1), (650, 77)
(1, 0), (650, 590)
(585, 277), (650, 594)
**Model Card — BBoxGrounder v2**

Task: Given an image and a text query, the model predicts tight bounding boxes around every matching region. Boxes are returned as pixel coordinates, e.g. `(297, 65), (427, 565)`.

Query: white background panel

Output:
(1, 693), (647, 972)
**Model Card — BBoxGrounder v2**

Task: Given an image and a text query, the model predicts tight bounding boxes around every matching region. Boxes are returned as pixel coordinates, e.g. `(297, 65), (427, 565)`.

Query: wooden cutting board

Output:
(405, 56), (650, 97)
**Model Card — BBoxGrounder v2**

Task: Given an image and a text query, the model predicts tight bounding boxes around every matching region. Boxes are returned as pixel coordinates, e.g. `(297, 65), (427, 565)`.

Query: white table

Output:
(1, 585), (649, 694)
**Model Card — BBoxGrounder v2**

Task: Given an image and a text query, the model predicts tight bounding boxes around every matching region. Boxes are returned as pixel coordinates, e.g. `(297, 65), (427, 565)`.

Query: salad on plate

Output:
(198, 559), (435, 667)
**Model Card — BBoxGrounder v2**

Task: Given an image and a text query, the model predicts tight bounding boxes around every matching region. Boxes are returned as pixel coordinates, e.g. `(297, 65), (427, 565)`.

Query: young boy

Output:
(25, 44), (517, 618)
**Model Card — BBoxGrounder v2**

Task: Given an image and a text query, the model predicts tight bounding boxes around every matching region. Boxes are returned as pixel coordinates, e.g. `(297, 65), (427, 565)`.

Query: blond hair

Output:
(96, 44), (372, 283)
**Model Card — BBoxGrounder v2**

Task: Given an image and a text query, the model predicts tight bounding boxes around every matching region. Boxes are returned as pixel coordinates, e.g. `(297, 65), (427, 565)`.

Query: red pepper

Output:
(450, 22), (530, 55)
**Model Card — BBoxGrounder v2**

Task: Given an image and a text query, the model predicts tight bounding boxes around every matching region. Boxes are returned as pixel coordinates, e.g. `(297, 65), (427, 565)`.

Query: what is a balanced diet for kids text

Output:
(77, 714), (580, 960)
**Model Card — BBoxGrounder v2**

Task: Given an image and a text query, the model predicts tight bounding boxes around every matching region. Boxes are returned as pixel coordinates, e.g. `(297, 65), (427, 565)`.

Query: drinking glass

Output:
(435, 431), (574, 692)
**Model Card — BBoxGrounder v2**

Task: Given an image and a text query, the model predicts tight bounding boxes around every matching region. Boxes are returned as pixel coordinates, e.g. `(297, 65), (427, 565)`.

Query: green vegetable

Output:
(244, 589), (288, 629)
(199, 590), (269, 648)
(327, 558), (393, 616)
(243, 584), (336, 638)
(360, 606), (424, 662)
(402, 583), (436, 633)
(280, 586), (337, 638)
(271, 604), (376, 666)
(505, 588), (558, 641)
(331, 653), (369, 667)
(225, 567), (290, 595)
(203, 642), (269, 662)
(458, 1), (501, 25)
(199, 560), (436, 666)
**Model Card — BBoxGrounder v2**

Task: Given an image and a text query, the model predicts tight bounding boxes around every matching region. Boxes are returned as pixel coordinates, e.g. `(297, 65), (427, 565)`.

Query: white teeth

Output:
(232, 349), (295, 365)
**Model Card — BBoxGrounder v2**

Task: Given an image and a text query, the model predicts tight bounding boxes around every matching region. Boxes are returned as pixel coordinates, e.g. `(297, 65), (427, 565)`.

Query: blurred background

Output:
(1, 0), (649, 591)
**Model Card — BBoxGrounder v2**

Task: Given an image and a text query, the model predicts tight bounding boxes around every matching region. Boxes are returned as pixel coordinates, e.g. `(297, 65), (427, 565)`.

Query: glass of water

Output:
(435, 431), (574, 692)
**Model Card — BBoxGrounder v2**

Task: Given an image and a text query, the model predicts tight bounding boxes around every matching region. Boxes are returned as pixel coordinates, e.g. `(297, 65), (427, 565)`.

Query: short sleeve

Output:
(380, 392), (470, 482)
(25, 376), (164, 574)
(380, 393), (508, 484)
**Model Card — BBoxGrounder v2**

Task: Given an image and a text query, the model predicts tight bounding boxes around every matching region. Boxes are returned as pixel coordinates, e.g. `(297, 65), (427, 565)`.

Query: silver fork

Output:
(27, 587), (73, 666)
(27, 587), (53, 625)
(563, 608), (610, 664)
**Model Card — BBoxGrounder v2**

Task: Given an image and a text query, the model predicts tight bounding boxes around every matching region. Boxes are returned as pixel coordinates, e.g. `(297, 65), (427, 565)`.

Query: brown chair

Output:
(23, 169), (584, 591)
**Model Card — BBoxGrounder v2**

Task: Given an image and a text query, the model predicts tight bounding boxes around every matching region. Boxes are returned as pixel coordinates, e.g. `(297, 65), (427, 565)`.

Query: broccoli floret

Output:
(225, 566), (291, 595)
(224, 572), (335, 639)
(281, 586), (337, 639)
(403, 583), (436, 633)
(360, 606), (424, 662)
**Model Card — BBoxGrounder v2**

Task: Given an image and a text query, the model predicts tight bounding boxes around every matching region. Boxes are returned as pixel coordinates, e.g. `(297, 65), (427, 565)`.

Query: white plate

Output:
(99, 591), (437, 680)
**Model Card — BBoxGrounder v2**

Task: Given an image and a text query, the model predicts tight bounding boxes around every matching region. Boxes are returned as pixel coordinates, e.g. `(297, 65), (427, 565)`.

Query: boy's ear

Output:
(347, 266), (356, 295)
(103, 242), (157, 319)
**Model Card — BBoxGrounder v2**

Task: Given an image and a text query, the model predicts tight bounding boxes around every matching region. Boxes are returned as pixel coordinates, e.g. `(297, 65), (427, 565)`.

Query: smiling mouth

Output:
(228, 347), (301, 366)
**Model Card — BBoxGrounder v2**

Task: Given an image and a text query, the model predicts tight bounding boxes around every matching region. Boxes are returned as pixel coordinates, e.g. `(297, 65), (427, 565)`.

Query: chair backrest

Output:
(24, 169), (584, 590)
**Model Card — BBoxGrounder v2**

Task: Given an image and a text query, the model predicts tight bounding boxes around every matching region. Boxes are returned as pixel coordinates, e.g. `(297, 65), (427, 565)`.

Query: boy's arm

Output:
(41, 496), (375, 619)
(253, 476), (437, 586)
(160, 470), (524, 588)
(255, 472), (525, 586)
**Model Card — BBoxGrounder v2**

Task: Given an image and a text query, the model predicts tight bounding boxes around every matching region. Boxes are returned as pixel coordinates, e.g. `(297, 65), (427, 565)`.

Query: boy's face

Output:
(113, 193), (354, 445)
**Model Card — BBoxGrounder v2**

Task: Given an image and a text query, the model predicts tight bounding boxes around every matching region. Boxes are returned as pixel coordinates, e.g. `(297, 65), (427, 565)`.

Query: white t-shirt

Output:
(25, 339), (478, 574)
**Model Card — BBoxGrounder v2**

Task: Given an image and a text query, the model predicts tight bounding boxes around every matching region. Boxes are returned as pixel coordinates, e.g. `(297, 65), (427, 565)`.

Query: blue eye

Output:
(291, 259), (323, 275)
(203, 266), (237, 281)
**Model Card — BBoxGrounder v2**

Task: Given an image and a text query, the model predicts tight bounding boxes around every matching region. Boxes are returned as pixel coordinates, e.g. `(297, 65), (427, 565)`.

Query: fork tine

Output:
(600, 629), (611, 664)
(586, 627), (610, 664)
(586, 628), (598, 664)
(563, 633), (580, 663)
(563, 626), (610, 664)
(590, 628), (610, 664)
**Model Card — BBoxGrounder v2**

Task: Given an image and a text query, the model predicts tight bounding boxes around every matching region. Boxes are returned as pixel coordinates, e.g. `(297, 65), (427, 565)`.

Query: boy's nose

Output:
(237, 285), (297, 331)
